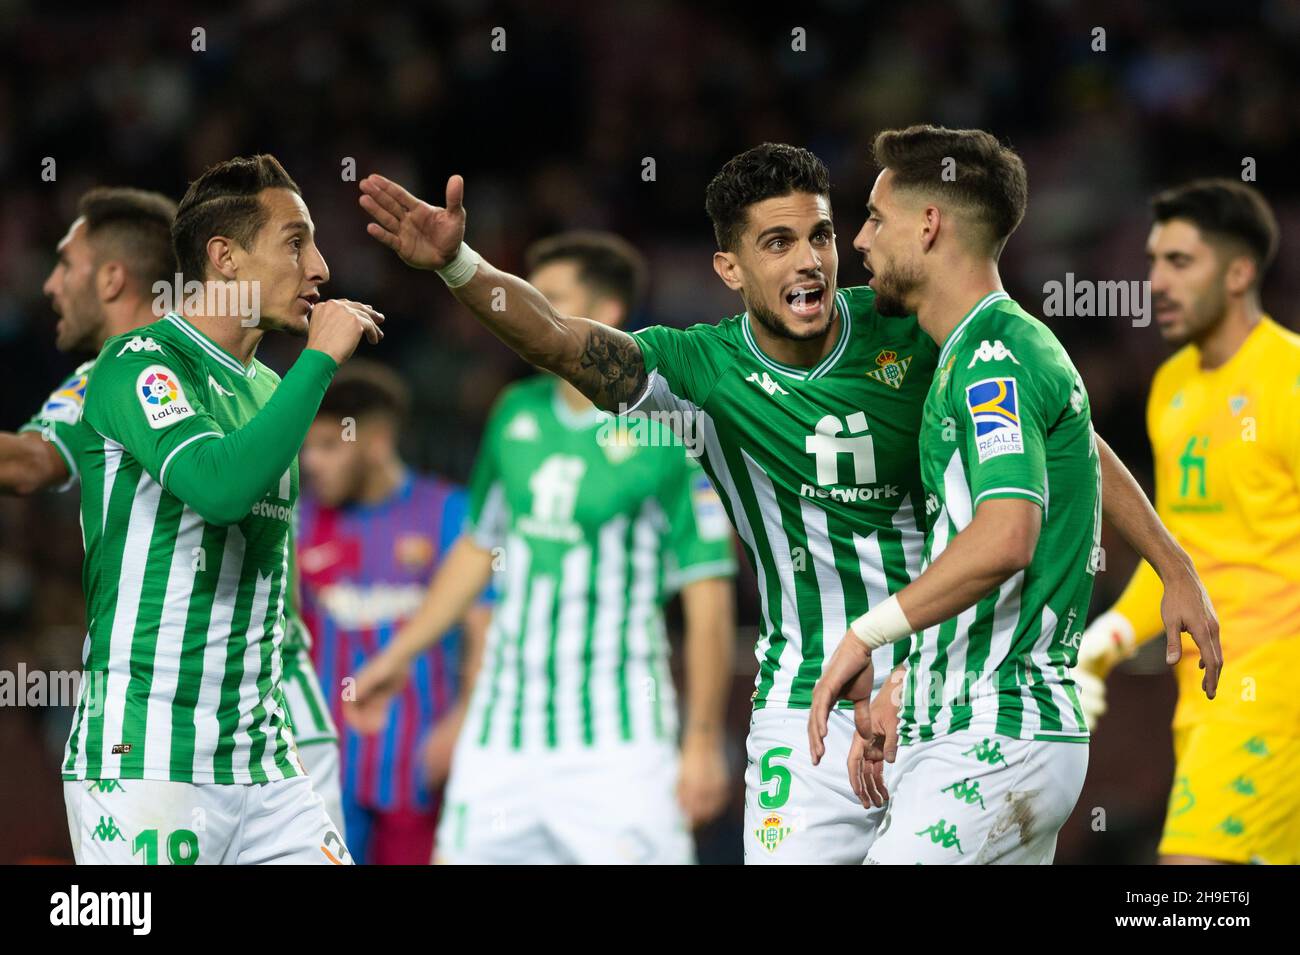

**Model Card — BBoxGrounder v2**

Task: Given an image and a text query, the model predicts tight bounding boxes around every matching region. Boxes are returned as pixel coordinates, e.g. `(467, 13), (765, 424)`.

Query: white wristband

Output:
(436, 242), (482, 288)
(849, 594), (914, 650)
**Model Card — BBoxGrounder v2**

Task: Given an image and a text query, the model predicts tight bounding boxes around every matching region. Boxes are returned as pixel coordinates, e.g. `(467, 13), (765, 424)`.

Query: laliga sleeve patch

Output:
(136, 365), (195, 429)
(966, 377), (1023, 462)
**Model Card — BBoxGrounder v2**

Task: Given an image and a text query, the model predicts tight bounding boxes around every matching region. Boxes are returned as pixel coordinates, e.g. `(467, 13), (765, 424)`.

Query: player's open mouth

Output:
(785, 284), (825, 317)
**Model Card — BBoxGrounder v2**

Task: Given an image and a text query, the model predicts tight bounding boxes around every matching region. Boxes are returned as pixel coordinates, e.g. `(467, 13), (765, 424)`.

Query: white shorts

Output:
(279, 648), (345, 841)
(436, 741), (693, 864)
(866, 730), (1088, 864)
(64, 774), (351, 865)
(744, 707), (888, 864)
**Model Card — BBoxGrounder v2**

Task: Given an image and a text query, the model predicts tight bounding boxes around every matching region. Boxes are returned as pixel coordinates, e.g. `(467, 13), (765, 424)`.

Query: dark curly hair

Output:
(705, 143), (831, 252)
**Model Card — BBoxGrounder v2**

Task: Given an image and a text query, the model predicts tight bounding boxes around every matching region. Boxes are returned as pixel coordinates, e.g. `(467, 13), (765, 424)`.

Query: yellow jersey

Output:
(1113, 316), (1300, 734)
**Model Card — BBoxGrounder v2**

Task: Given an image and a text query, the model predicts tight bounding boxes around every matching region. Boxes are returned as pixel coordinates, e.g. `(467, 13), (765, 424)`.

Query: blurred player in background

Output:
(62, 154), (382, 863)
(298, 361), (489, 865)
(358, 146), (1218, 864)
(350, 232), (738, 863)
(1074, 179), (1298, 864)
(0, 187), (176, 495)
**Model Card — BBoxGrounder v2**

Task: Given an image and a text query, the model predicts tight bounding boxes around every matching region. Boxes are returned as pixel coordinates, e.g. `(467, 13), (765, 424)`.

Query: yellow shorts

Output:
(1158, 722), (1300, 864)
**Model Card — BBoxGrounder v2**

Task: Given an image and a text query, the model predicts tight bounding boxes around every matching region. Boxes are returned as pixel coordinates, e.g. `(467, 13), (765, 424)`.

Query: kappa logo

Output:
(745, 371), (789, 396)
(92, 815), (125, 842)
(505, 411), (540, 441)
(967, 339), (1020, 368)
(915, 819), (964, 854)
(116, 336), (163, 357)
(208, 374), (235, 397)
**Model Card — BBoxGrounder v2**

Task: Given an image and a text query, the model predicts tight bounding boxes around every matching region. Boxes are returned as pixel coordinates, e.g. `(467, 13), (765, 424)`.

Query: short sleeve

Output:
(948, 336), (1056, 510)
(19, 362), (95, 490)
(630, 323), (721, 414)
(82, 336), (224, 489)
(659, 449), (736, 591)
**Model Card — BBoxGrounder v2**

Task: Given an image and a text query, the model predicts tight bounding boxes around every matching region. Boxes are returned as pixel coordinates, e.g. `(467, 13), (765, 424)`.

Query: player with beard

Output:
(810, 125), (1221, 863)
(1074, 180), (1300, 864)
(1, 188), (175, 494)
(358, 142), (1219, 864)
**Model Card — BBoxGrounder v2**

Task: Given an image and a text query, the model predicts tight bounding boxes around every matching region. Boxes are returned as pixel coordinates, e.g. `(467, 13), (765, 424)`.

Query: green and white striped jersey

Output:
(900, 292), (1100, 745)
(631, 286), (938, 708)
(466, 376), (736, 752)
(20, 359), (96, 491)
(64, 314), (303, 783)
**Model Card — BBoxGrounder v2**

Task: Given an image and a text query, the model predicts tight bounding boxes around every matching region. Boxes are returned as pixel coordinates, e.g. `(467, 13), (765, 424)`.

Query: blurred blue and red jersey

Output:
(297, 473), (469, 819)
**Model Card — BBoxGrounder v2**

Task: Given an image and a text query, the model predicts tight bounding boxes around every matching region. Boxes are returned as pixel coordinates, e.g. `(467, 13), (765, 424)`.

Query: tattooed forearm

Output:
(573, 324), (648, 412)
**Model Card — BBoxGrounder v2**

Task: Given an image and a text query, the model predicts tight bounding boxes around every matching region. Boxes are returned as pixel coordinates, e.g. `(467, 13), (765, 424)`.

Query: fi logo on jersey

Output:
(136, 365), (195, 429)
(966, 377), (1022, 461)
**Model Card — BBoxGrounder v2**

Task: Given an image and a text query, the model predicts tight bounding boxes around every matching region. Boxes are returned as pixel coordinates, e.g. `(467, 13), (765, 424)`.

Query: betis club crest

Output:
(755, 813), (792, 853)
(867, 349), (912, 390)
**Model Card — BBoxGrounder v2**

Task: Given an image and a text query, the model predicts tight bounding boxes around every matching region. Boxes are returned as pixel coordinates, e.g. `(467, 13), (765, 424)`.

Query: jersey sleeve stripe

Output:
(972, 486), (1045, 506)
(159, 431), (222, 488)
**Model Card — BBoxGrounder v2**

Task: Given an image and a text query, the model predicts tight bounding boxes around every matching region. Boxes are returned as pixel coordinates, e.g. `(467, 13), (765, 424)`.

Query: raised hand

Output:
(359, 173), (466, 270)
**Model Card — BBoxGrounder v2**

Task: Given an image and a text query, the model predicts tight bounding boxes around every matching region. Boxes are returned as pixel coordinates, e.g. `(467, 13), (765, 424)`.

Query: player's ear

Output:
(712, 250), (743, 292)
(96, 260), (128, 303)
(206, 236), (240, 282)
(1223, 255), (1256, 297)
(919, 205), (940, 253)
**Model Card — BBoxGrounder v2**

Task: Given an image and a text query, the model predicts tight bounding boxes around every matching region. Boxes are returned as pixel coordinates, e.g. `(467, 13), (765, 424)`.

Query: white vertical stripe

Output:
(626, 507), (662, 742)
(193, 527), (245, 779)
(100, 472), (162, 777)
(971, 571), (1024, 728)
(852, 530), (897, 689)
(231, 569), (273, 782)
(519, 572), (556, 750)
(800, 499), (847, 682)
(591, 516), (629, 746)
(141, 506), (205, 774)
(696, 410), (778, 701)
(1023, 605), (1059, 738)
(479, 535), (531, 749)
(892, 492), (925, 584)
(554, 543), (592, 747)
(741, 449), (802, 706)
(259, 543), (294, 780)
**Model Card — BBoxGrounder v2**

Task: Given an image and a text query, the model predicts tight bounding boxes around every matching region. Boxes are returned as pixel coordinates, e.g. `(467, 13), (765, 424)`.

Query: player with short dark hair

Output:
(1, 187), (176, 495)
(808, 124), (1221, 863)
(1075, 178), (1299, 864)
(349, 232), (737, 863)
(298, 360), (490, 865)
(357, 137), (1217, 864)
(62, 154), (383, 864)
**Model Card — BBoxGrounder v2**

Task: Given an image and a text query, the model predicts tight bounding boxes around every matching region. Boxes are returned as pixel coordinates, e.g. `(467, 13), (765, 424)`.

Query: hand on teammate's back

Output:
(305, 298), (385, 366)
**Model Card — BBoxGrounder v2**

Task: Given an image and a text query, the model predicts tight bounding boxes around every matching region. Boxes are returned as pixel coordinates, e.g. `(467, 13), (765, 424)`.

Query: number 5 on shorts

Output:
(758, 747), (793, 809)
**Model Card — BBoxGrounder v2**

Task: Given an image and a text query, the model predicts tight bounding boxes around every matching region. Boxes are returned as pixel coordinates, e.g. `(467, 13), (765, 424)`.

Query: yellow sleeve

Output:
(1109, 558), (1167, 644)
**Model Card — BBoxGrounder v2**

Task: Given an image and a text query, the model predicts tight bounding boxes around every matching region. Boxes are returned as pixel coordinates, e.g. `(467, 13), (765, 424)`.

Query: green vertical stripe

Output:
(168, 522), (226, 781)
(212, 559), (261, 783)
(579, 542), (600, 746)
(119, 494), (182, 775)
(616, 518), (636, 742)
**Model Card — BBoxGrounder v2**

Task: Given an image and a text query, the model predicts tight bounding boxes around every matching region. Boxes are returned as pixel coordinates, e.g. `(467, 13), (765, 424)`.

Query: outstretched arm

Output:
(0, 431), (68, 495)
(359, 173), (647, 412)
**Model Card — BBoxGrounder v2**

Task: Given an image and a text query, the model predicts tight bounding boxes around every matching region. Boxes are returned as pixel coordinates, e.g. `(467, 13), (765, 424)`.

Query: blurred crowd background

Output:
(1, 0), (1297, 863)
